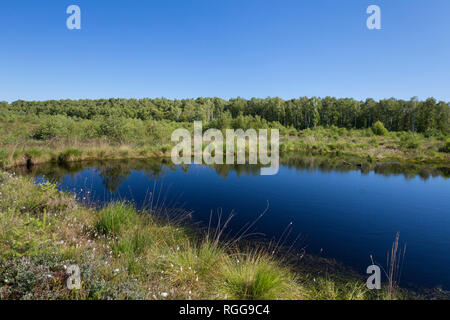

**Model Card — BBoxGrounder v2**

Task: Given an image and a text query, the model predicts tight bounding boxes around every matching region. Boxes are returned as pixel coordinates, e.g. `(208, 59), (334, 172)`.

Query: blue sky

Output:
(1, 0), (449, 102)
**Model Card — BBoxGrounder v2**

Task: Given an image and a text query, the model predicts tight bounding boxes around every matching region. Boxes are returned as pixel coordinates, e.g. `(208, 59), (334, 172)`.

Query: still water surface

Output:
(20, 157), (450, 289)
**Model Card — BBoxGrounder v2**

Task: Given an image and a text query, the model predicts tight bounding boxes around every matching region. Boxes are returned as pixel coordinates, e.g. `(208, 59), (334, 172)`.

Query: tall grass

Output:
(218, 250), (301, 300)
(386, 232), (407, 299)
(95, 203), (138, 236)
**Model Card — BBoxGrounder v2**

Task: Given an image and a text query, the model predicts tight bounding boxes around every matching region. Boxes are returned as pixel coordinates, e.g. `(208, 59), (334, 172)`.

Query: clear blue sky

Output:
(1, 0), (449, 102)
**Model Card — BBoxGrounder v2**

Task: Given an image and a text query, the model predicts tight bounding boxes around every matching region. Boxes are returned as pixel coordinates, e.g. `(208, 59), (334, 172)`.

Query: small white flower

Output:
(161, 292), (168, 298)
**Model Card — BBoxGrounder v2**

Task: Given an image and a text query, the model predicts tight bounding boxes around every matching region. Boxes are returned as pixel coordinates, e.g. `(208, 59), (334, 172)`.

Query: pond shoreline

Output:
(6, 150), (450, 173)
(0, 171), (400, 300)
(3, 157), (450, 299)
(4, 170), (448, 300)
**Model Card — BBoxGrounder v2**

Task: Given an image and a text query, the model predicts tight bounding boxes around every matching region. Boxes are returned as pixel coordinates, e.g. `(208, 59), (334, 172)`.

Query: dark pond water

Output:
(17, 156), (450, 290)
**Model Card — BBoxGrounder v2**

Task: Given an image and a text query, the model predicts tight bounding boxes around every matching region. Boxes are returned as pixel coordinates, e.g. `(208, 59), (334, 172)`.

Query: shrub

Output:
(403, 140), (421, 149)
(440, 138), (450, 153)
(338, 127), (348, 137)
(424, 128), (441, 138)
(399, 133), (422, 150)
(32, 116), (74, 140)
(372, 121), (388, 136)
(96, 117), (145, 143)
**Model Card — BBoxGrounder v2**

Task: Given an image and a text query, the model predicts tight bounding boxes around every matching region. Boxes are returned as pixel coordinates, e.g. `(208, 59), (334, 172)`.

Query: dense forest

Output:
(1, 96), (449, 135)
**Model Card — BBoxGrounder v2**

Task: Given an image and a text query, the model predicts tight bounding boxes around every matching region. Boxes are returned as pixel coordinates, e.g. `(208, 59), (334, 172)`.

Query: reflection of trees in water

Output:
(96, 166), (129, 193)
(282, 155), (450, 180)
(15, 161), (88, 184)
(213, 164), (260, 178)
(93, 159), (179, 192)
(14, 154), (450, 185)
(95, 159), (177, 192)
(19, 159), (175, 190)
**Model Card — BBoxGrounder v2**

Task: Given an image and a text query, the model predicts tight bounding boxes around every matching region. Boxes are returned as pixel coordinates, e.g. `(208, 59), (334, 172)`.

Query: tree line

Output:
(1, 96), (449, 134)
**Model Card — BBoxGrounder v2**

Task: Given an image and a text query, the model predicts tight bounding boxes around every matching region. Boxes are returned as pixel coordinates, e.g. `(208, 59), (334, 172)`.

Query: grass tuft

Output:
(95, 203), (139, 237)
(218, 250), (302, 300)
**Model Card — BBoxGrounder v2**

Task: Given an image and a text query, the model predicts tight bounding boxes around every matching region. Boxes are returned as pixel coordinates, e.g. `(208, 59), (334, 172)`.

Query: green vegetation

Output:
(441, 138), (450, 153)
(0, 172), (429, 300)
(1, 97), (449, 133)
(372, 121), (388, 136)
(218, 251), (301, 299)
(0, 98), (448, 300)
(95, 203), (139, 237)
(0, 97), (449, 168)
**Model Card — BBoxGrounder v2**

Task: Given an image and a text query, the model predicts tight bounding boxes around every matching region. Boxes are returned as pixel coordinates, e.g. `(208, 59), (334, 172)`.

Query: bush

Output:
(404, 140), (420, 149)
(96, 117), (129, 142)
(372, 121), (388, 136)
(440, 138), (450, 153)
(32, 116), (75, 140)
(399, 133), (422, 150)
(424, 128), (441, 138)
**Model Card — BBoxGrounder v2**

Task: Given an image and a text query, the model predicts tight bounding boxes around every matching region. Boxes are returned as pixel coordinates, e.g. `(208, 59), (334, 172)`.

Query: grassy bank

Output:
(284, 125), (449, 163)
(0, 171), (419, 300)
(0, 119), (449, 169)
(0, 119), (179, 168)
